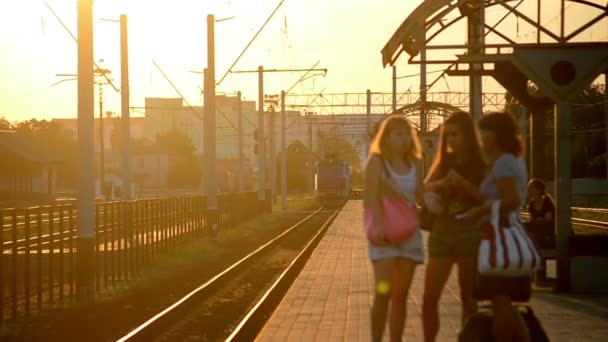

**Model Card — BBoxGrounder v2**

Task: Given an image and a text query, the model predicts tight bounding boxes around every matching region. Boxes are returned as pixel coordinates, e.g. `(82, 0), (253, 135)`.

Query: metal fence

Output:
(0, 192), (261, 322)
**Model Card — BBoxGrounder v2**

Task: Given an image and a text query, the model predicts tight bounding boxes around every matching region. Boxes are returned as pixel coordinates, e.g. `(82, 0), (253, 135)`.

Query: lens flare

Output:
(376, 280), (390, 295)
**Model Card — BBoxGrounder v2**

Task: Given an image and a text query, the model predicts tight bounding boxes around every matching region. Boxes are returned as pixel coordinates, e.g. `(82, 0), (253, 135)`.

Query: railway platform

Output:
(256, 200), (608, 341)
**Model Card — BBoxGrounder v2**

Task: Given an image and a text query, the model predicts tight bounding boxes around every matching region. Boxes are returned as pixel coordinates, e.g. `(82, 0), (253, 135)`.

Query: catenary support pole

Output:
(205, 15), (218, 236)
(237, 91), (245, 192)
(281, 91), (287, 210)
(258, 66), (266, 209)
(120, 14), (132, 200)
(76, 0), (96, 304)
(554, 101), (573, 292)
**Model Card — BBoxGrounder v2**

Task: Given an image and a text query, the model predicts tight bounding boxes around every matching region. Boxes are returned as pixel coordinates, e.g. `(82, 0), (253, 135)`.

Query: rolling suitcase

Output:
(458, 304), (549, 342)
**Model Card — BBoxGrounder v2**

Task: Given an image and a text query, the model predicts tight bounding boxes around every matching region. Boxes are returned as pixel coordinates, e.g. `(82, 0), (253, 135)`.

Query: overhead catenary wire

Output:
(153, 61), (203, 121)
(217, 0), (286, 86)
(43, 1), (119, 92)
(286, 89), (326, 130)
(285, 61), (322, 95)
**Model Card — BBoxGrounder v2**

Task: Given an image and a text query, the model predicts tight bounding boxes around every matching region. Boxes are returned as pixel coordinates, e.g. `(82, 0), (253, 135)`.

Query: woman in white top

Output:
(365, 115), (424, 342)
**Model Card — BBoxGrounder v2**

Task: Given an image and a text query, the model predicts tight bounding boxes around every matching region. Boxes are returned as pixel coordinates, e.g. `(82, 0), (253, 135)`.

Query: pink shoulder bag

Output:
(364, 159), (418, 245)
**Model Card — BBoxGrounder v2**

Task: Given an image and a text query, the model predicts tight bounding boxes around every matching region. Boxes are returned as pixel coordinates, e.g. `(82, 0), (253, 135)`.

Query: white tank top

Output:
(384, 161), (417, 201)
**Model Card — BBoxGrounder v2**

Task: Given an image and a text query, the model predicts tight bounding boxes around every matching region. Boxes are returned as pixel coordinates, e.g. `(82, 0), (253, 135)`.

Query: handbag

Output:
(477, 201), (541, 277)
(364, 159), (418, 245)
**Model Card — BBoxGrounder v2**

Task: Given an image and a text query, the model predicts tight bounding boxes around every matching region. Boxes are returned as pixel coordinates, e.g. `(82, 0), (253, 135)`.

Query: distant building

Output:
(0, 131), (61, 202)
(131, 144), (171, 189)
(51, 99), (388, 191)
(144, 98), (204, 153)
(53, 115), (147, 152)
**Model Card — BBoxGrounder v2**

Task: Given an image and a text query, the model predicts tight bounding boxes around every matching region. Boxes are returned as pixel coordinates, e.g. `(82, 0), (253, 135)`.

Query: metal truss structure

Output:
(284, 91), (506, 115)
(382, 0), (608, 291)
(383, 0), (608, 65)
(382, 0), (608, 113)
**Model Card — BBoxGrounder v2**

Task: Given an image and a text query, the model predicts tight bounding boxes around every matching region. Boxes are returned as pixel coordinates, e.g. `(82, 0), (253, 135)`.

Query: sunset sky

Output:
(1, 0), (606, 122)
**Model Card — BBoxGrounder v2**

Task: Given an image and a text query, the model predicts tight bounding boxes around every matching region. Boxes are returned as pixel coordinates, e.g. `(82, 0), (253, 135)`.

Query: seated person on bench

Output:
(526, 179), (556, 250)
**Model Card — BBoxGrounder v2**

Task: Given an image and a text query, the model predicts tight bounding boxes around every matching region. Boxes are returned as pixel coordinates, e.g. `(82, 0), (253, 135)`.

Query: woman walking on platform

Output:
(421, 111), (487, 342)
(365, 116), (425, 342)
(461, 112), (531, 342)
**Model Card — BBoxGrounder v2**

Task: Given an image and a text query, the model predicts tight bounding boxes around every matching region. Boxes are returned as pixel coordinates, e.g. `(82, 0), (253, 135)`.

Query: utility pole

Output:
(392, 65), (397, 113)
(205, 14), (218, 235)
(228, 66), (327, 205)
(258, 66), (266, 209)
(307, 112), (314, 195)
(76, 0), (95, 304)
(97, 79), (105, 198)
(237, 91), (245, 192)
(265, 94), (279, 202)
(93, 64), (112, 199)
(281, 90), (287, 210)
(468, 0), (484, 121)
(120, 14), (132, 200)
(366, 89), (371, 144)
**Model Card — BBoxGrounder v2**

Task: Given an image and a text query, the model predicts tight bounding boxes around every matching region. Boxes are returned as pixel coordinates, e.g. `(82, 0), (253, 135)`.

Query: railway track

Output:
(115, 204), (341, 342)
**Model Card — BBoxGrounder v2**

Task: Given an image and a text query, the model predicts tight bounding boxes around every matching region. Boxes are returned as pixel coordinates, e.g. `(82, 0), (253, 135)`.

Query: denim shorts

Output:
(368, 229), (425, 263)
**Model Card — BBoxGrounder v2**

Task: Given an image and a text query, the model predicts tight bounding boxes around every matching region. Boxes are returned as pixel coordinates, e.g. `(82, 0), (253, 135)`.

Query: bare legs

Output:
(422, 257), (477, 342)
(422, 258), (452, 342)
(372, 258), (417, 342)
(456, 257), (477, 325)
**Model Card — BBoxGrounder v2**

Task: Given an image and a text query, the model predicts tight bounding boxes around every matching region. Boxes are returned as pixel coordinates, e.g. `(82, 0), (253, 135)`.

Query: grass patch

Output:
(105, 199), (318, 295)
(34, 199), (318, 310)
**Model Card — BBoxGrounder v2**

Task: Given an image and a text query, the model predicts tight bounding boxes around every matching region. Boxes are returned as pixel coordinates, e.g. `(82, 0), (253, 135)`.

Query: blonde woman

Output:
(365, 115), (424, 342)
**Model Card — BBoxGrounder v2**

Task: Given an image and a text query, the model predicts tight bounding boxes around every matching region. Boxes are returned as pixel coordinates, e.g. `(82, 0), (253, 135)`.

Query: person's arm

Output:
(460, 176), (518, 219)
(415, 160), (424, 205)
(462, 156), (521, 219)
(446, 170), (485, 203)
(365, 155), (387, 244)
(496, 176), (521, 215)
(422, 165), (448, 193)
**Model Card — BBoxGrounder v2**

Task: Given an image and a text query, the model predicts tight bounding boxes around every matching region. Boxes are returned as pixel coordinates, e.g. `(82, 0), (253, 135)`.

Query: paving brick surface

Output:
(256, 200), (608, 341)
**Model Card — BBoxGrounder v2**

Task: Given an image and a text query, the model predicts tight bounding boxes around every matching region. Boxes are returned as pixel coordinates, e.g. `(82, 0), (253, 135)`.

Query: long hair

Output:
(479, 112), (524, 157)
(425, 111), (486, 184)
(368, 115), (421, 164)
